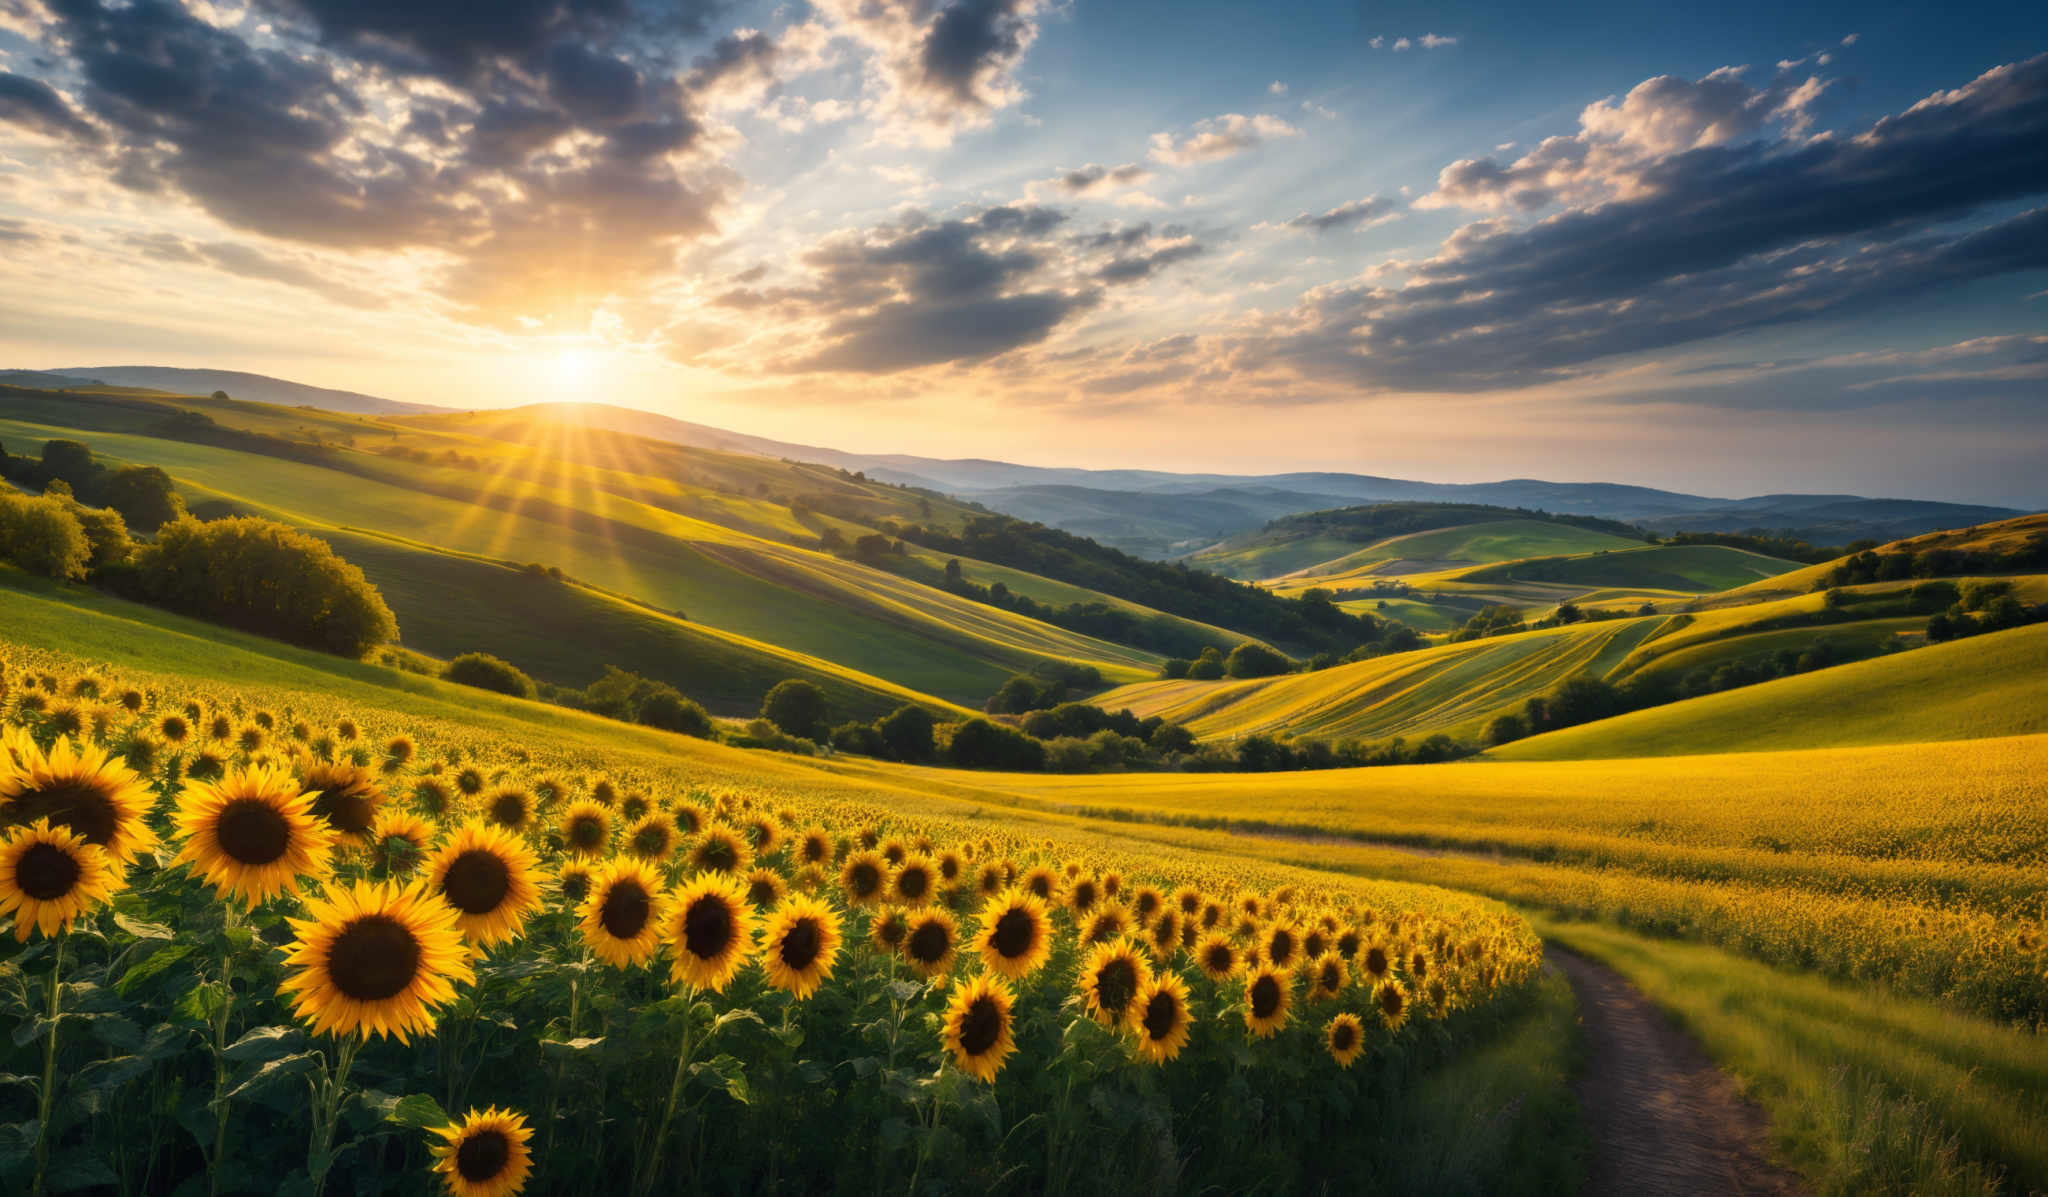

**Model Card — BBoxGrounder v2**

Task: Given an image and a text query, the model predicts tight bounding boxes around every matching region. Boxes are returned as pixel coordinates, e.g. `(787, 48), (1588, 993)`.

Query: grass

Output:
(1256, 519), (1646, 591)
(1499, 621), (2048, 759)
(1447, 543), (1802, 592)
(1538, 918), (2048, 1196)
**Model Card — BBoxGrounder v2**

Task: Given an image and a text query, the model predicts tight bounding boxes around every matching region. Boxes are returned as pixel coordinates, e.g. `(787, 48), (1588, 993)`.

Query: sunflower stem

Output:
(542, 952), (584, 1162)
(30, 935), (64, 1197)
(208, 907), (240, 1197)
(636, 1001), (700, 1196)
(307, 1035), (360, 1197)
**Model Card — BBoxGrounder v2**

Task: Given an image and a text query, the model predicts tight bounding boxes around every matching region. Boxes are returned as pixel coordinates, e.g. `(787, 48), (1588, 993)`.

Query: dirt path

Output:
(1549, 946), (1807, 1197)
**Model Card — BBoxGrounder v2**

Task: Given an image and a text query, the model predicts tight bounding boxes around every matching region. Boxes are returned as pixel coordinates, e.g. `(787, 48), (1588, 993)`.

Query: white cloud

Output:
(1148, 113), (1302, 165)
(1268, 80), (1287, 95)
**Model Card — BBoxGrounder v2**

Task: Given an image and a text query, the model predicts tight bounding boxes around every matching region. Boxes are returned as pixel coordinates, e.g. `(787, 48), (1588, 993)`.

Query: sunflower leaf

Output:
(111, 913), (173, 940)
(384, 1092), (449, 1130)
(223, 1025), (302, 1063)
(221, 1050), (321, 1102)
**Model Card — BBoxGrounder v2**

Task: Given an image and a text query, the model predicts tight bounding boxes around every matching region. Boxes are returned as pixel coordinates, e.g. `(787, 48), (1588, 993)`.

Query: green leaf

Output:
(711, 1007), (763, 1034)
(0, 1071), (39, 1095)
(384, 1092), (450, 1130)
(886, 980), (922, 1002)
(540, 1036), (603, 1060)
(45, 1155), (118, 1193)
(112, 912), (173, 940)
(222, 1050), (320, 1102)
(694, 1053), (751, 1105)
(222, 1025), (302, 1063)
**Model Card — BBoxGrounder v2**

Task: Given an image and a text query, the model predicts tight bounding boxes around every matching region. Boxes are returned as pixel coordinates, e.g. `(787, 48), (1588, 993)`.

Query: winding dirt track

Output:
(1550, 946), (1808, 1197)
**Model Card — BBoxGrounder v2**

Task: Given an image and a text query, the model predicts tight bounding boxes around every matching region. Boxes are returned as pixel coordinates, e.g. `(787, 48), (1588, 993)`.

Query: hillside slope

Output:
(1493, 621), (2048, 760)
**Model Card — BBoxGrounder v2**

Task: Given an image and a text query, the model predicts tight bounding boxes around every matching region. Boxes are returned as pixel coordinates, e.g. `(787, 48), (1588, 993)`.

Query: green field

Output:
(1241, 519), (1645, 589)
(1449, 543), (1803, 592)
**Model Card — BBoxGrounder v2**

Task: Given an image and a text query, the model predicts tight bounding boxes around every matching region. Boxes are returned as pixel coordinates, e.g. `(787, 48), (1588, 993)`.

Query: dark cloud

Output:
(1055, 162), (1152, 194)
(121, 231), (386, 308)
(260, 0), (642, 81)
(1243, 54), (2048, 392)
(1277, 195), (1398, 234)
(0, 71), (100, 143)
(920, 0), (1033, 104)
(810, 0), (1044, 136)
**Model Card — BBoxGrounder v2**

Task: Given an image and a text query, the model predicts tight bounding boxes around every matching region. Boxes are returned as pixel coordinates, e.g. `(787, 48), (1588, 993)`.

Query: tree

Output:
(97, 465), (184, 532)
(1159, 657), (1191, 679)
(1484, 713), (1527, 746)
(0, 492), (91, 579)
(876, 704), (937, 762)
(637, 688), (713, 737)
(762, 679), (830, 742)
(1555, 601), (1583, 624)
(443, 653), (535, 698)
(61, 500), (132, 570)
(984, 675), (1044, 715)
(1186, 647), (1225, 680)
(944, 558), (963, 584)
(39, 439), (97, 490)
(133, 517), (397, 656)
(1224, 642), (1291, 678)
(210, 390), (230, 400)
(943, 718), (1045, 771)
(1149, 722), (1197, 754)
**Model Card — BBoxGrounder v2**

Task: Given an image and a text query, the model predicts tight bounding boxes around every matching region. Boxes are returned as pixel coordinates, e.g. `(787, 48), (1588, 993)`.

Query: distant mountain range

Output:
(4, 369), (2032, 555)
(0, 366), (445, 415)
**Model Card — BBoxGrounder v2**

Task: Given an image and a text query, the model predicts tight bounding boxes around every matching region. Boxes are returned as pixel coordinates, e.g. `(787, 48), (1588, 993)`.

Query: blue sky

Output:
(0, 0), (2042, 503)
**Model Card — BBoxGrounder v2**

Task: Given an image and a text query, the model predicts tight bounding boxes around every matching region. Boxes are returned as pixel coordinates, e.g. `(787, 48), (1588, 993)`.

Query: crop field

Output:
(1221, 519), (1644, 587)
(0, 612), (1548, 1195)
(1446, 544), (1801, 593)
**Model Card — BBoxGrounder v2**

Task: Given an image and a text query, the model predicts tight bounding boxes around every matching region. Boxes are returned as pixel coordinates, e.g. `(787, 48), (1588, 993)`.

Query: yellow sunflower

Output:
(1326, 1012), (1366, 1068)
(1307, 952), (1347, 1002)
(297, 757), (387, 845)
(556, 861), (598, 907)
(942, 973), (1017, 1083)
(663, 873), (755, 993)
(429, 1106), (534, 1197)
(1131, 886), (1163, 922)
(1149, 910), (1183, 959)
(557, 800), (613, 859)
(0, 819), (119, 940)
(171, 764), (335, 906)
(425, 822), (544, 948)
(1373, 978), (1410, 1031)
(1081, 903), (1130, 945)
(0, 735), (158, 868)
(1359, 942), (1394, 984)
(902, 908), (959, 979)
(1195, 933), (1240, 981)
(1079, 939), (1152, 1030)
(1261, 922), (1300, 971)
(625, 814), (679, 863)
(796, 825), (834, 866)
(869, 906), (910, 953)
(370, 810), (437, 878)
(1243, 966), (1291, 1038)
(889, 853), (938, 907)
(760, 894), (841, 999)
(1066, 874), (1101, 916)
(974, 890), (1053, 981)
(481, 787), (534, 834)
(280, 879), (474, 1041)
(1131, 972), (1192, 1063)
(839, 849), (890, 907)
(1018, 866), (1058, 901)
(688, 823), (752, 874)
(578, 859), (667, 968)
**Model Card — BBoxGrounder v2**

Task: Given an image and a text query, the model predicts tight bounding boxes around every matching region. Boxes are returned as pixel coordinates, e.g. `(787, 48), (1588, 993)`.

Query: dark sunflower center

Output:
(990, 908), (1036, 959)
(633, 826), (670, 855)
(599, 881), (651, 940)
(454, 1128), (511, 1182)
(1305, 934), (1326, 958)
(561, 873), (592, 903)
(876, 917), (906, 948)
(1379, 986), (1404, 1015)
(441, 849), (512, 914)
(1332, 1023), (1357, 1051)
(1338, 933), (1360, 957)
(1136, 895), (1157, 917)
(1095, 958), (1138, 1013)
(17, 841), (82, 900)
(896, 867), (929, 900)
(699, 838), (737, 870)
(848, 862), (879, 897)
(1412, 955), (1429, 980)
(216, 799), (291, 865)
(1321, 963), (1341, 991)
(1366, 947), (1388, 976)
(1141, 992), (1178, 1041)
(1072, 883), (1096, 911)
(802, 837), (827, 862)
(1205, 945), (1232, 972)
(1027, 877), (1051, 898)
(313, 787), (376, 837)
(1251, 975), (1282, 1018)
(490, 794), (527, 826)
(907, 921), (950, 964)
(326, 915), (422, 1002)
(1269, 932), (1294, 966)
(778, 918), (822, 969)
(683, 896), (734, 959)
(569, 816), (606, 849)
(13, 782), (118, 847)
(958, 996), (1003, 1056)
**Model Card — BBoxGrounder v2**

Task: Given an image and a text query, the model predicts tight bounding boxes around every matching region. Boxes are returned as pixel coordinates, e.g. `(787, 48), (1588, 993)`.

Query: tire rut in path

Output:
(1549, 945), (1807, 1197)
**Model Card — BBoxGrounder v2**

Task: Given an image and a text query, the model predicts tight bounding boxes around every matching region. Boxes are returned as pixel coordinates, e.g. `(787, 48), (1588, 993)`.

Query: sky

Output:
(0, 0), (2043, 505)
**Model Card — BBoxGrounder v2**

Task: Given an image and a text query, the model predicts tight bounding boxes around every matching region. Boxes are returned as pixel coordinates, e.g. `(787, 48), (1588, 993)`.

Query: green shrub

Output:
(762, 679), (831, 742)
(637, 688), (713, 737)
(133, 517), (397, 656)
(943, 718), (1045, 770)
(1225, 642), (1292, 678)
(0, 491), (91, 580)
(875, 704), (937, 762)
(442, 652), (536, 698)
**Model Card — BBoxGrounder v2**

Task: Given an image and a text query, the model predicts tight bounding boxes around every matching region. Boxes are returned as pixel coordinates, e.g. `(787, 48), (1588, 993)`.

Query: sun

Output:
(545, 348), (592, 391)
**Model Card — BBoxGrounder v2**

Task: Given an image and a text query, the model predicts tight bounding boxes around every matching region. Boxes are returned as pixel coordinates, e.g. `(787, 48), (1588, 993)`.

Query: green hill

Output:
(1451, 543), (1801, 592)
(1494, 621), (2048, 759)
(1194, 504), (1645, 581)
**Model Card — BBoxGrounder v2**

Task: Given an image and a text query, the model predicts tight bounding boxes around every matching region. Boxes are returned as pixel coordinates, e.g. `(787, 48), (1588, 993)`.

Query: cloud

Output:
(1268, 80), (1287, 95)
(121, 231), (387, 308)
(1229, 53), (2048, 392)
(1148, 112), (1301, 165)
(705, 204), (1205, 374)
(1371, 32), (1457, 51)
(1041, 161), (1153, 196)
(1264, 195), (1401, 235)
(807, 0), (1045, 143)
(0, 72), (101, 143)
(1420, 34), (1458, 48)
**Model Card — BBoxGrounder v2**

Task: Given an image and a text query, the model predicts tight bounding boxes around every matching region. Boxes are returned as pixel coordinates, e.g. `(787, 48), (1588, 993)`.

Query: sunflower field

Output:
(0, 643), (1542, 1196)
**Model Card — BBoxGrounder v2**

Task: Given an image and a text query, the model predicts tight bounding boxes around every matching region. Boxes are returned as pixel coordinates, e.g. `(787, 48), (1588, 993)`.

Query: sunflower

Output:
(1307, 952), (1347, 1002)
(280, 879), (474, 1041)
(796, 825), (833, 866)
(1335, 927), (1363, 960)
(942, 974), (1017, 1083)
(1019, 866), (1058, 901)
(1131, 886), (1163, 922)
(1195, 934), (1239, 981)
(1199, 901), (1225, 931)
(1373, 978), (1410, 1031)
(1243, 967), (1291, 1038)
(619, 791), (651, 822)
(1302, 927), (1329, 961)
(370, 810), (437, 877)
(625, 814), (679, 863)
(481, 787), (534, 834)
(1149, 910), (1182, 959)
(974, 890), (1052, 981)
(936, 851), (963, 884)
(413, 777), (455, 819)
(171, 765), (335, 905)
(664, 873), (755, 992)
(429, 1106), (534, 1197)
(1261, 922), (1300, 971)
(890, 853), (938, 907)
(156, 713), (191, 745)
(556, 861), (598, 907)
(760, 894), (841, 999)
(840, 850), (889, 907)
(0, 819), (119, 940)
(670, 800), (707, 835)
(1326, 1012), (1366, 1068)
(1067, 874), (1100, 916)
(1079, 939), (1151, 1030)
(1126, 971), (1190, 1064)
(1081, 903), (1131, 945)
(741, 867), (786, 911)
(578, 860), (667, 968)
(880, 838), (908, 866)
(902, 908), (958, 979)
(558, 800), (613, 859)
(298, 757), (387, 845)
(743, 814), (781, 856)
(426, 822), (544, 948)
(689, 823), (752, 874)
(0, 735), (158, 868)
(974, 862), (1006, 896)
(1360, 942), (1394, 984)
(454, 767), (485, 797)
(1407, 947), (1432, 985)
